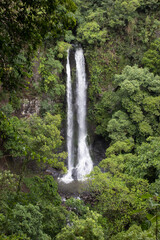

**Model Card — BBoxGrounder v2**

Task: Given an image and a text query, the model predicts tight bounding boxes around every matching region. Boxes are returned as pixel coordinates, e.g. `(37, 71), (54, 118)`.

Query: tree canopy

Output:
(95, 65), (160, 143)
(0, 0), (76, 91)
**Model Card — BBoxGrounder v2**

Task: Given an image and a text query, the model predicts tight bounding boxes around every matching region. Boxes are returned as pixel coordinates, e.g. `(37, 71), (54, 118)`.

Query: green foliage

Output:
(1, 112), (67, 170)
(142, 38), (160, 75)
(92, 91), (119, 136)
(7, 203), (50, 240)
(88, 166), (149, 234)
(0, 171), (68, 240)
(0, 112), (67, 202)
(0, 170), (18, 203)
(24, 175), (61, 205)
(96, 137), (160, 236)
(103, 0), (140, 28)
(110, 224), (156, 240)
(105, 138), (135, 156)
(64, 30), (76, 43)
(1, 1), (160, 239)
(76, 0), (160, 136)
(0, 234), (30, 240)
(86, 46), (119, 126)
(36, 47), (66, 116)
(124, 137), (160, 182)
(9, 92), (22, 111)
(107, 111), (136, 141)
(38, 48), (64, 93)
(65, 198), (89, 217)
(56, 211), (105, 240)
(150, 179), (160, 196)
(41, 204), (69, 239)
(77, 21), (107, 45)
(79, 0), (160, 28)
(0, 89), (21, 116)
(0, 171), (18, 234)
(0, 104), (14, 117)
(100, 136), (160, 184)
(0, 0), (76, 91)
(40, 98), (64, 117)
(99, 139), (135, 176)
(97, 65), (160, 142)
(57, 41), (72, 59)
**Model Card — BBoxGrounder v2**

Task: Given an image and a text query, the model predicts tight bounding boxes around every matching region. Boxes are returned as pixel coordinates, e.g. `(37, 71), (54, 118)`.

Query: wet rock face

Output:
(45, 167), (62, 179)
(91, 135), (107, 166)
(20, 98), (40, 117)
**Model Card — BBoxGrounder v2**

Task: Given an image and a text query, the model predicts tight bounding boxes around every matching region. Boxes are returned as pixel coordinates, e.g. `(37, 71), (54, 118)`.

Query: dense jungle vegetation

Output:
(1, 0), (160, 239)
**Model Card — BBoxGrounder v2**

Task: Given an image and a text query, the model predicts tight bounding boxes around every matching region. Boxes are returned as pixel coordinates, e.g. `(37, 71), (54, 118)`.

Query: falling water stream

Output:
(61, 49), (74, 183)
(75, 48), (93, 180)
(61, 47), (93, 184)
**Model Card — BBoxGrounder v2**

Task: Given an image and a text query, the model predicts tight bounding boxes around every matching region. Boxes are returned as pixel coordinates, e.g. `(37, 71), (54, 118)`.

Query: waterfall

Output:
(75, 48), (93, 180)
(61, 49), (74, 183)
(61, 47), (93, 183)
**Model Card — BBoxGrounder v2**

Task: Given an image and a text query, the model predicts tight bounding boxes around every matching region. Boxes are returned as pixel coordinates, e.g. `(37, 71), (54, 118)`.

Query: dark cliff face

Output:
(91, 135), (106, 166)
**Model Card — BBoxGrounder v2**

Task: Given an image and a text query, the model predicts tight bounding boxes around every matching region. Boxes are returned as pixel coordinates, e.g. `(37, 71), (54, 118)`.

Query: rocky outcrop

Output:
(20, 98), (40, 117)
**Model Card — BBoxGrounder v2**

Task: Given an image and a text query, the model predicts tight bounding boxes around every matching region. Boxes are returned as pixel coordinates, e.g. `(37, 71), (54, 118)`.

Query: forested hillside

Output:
(0, 0), (160, 239)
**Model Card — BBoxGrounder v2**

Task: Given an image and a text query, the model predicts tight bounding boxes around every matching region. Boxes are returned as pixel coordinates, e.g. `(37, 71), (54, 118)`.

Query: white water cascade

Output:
(61, 49), (74, 183)
(61, 47), (93, 183)
(75, 48), (93, 180)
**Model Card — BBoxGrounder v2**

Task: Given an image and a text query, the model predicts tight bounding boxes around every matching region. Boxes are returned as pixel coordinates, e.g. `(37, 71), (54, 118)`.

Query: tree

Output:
(0, 173), (68, 239)
(95, 65), (160, 142)
(0, 170), (18, 233)
(94, 136), (160, 237)
(110, 224), (156, 240)
(24, 175), (61, 205)
(2, 113), (67, 170)
(77, 21), (107, 45)
(0, 234), (30, 240)
(124, 137), (160, 183)
(65, 197), (90, 217)
(7, 203), (50, 240)
(107, 110), (136, 142)
(88, 167), (149, 235)
(0, 0), (76, 91)
(0, 112), (67, 192)
(100, 136), (160, 184)
(41, 204), (69, 239)
(56, 211), (105, 240)
(142, 38), (160, 75)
